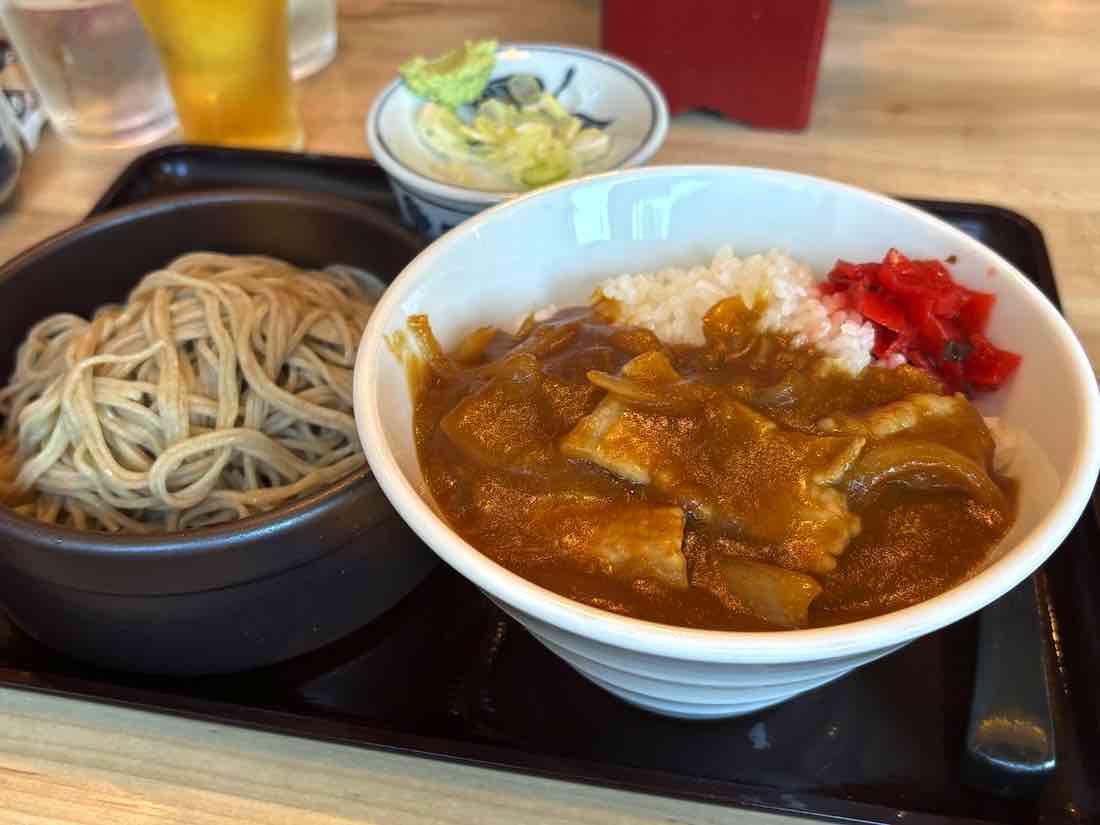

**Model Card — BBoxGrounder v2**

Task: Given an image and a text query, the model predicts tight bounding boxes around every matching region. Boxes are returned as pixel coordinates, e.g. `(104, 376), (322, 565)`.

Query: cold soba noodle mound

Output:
(0, 253), (377, 532)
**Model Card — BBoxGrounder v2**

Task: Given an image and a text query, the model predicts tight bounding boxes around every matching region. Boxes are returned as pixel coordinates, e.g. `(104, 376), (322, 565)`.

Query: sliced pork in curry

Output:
(562, 351), (866, 574)
(409, 301), (1015, 632)
(817, 392), (1007, 512)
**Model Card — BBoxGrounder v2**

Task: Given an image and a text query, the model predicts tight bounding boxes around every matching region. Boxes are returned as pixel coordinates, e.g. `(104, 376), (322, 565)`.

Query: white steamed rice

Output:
(593, 246), (889, 375)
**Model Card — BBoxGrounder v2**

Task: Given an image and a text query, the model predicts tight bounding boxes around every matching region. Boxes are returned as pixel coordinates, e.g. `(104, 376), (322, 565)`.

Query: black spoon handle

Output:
(963, 574), (1057, 796)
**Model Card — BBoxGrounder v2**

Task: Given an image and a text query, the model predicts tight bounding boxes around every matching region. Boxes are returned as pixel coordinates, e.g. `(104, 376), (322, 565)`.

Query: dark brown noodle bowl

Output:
(0, 190), (436, 675)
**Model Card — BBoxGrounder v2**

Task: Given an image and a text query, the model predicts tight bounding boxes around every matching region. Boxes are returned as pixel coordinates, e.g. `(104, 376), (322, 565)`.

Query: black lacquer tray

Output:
(0, 144), (1096, 824)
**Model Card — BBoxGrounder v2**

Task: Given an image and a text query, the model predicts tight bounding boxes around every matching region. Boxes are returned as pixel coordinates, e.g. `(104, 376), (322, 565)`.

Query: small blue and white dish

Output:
(366, 43), (669, 238)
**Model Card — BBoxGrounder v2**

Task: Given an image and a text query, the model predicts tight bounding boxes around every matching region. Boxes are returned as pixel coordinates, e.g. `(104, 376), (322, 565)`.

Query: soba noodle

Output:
(0, 252), (378, 533)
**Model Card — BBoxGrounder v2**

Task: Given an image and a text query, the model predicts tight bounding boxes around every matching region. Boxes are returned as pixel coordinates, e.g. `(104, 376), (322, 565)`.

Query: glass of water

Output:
(0, 0), (177, 149)
(289, 0), (337, 80)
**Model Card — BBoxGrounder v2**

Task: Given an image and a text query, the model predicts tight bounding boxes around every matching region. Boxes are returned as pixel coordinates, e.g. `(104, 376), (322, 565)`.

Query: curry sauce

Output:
(409, 300), (1016, 631)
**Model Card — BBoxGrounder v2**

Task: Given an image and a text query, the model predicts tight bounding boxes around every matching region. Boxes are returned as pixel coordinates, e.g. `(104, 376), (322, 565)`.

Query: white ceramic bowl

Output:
(355, 165), (1100, 719)
(366, 43), (668, 238)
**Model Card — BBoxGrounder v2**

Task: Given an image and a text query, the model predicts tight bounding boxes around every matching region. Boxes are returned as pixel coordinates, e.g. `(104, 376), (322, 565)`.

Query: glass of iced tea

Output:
(132, 0), (303, 149)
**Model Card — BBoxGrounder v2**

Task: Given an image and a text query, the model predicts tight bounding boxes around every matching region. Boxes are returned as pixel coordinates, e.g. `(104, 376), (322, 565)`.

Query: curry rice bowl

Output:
(357, 163), (1100, 719)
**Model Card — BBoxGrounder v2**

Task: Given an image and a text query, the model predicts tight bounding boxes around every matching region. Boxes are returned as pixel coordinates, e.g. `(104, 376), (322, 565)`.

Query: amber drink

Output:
(133, 0), (303, 149)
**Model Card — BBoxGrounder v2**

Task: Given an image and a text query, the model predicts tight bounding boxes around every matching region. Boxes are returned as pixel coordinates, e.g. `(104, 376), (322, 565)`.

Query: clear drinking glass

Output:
(289, 0), (337, 80)
(0, 0), (177, 149)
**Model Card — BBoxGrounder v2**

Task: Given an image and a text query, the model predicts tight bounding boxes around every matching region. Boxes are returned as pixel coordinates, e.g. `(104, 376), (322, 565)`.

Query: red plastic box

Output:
(602, 0), (831, 130)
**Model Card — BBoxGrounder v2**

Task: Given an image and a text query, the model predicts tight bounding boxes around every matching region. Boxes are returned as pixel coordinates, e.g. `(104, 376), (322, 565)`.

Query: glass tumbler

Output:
(289, 0), (337, 80)
(133, 0), (303, 150)
(0, 0), (177, 149)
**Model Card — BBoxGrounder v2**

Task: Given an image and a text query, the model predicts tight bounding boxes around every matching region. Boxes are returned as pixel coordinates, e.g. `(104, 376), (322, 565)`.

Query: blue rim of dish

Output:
(369, 44), (666, 203)
(387, 176), (483, 214)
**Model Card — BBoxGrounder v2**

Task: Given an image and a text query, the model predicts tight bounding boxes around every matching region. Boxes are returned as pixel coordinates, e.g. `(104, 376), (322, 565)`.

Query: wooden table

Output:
(1, 1), (1096, 822)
